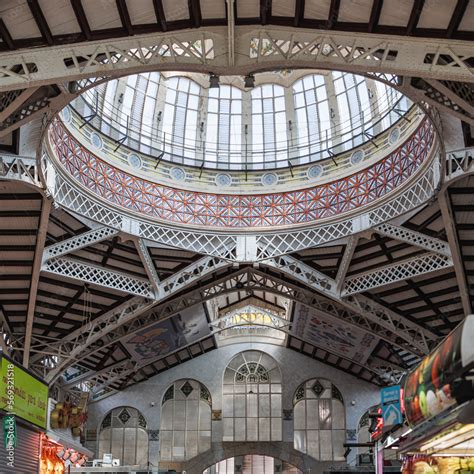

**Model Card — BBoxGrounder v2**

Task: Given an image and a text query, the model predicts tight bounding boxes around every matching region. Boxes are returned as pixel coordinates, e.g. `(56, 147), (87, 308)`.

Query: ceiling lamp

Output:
(244, 73), (255, 88)
(209, 74), (220, 88)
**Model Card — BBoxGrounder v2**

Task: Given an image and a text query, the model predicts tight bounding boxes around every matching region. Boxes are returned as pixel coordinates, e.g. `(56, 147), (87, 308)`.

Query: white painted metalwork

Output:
(1, 27), (473, 93)
(135, 238), (162, 298)
(342, 252), (453, 296)
(42, 257), (155, 298)
(0, 154), (40, 186)
(445, 147), (474, 183)
(335, 235), (359, 294)
(374, 223), (451, 257)
(42, 226), (119, 261)
(259, 256), (437, 354)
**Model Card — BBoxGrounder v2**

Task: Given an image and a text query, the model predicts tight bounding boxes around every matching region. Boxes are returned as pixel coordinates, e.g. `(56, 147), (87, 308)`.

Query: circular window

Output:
(389, 127), (400, 144)
(170, 167), (186, 181)
(350, 150), (365, 165)
(307, 165), (323, 179)
(128, 154), (142, 170)
(261, 173), (278, 186)
(90, 132), (103, 150)
(215, 173), (232, 187)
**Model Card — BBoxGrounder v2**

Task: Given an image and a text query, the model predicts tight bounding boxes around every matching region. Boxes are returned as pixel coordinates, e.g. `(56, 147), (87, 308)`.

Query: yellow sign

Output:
(0, 355), (49, 429)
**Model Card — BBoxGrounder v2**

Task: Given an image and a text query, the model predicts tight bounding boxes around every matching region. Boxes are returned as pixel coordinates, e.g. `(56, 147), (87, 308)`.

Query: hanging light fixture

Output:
(244, 73), (255, 88)
(209, 73), (220, 88)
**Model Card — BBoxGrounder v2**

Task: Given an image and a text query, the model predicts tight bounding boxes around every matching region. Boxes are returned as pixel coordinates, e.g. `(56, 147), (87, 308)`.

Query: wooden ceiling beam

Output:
(27, 0), (54, 45)
(0, 19), (15, 50)
(327, 0), (341, 29)
(260, 0), (271, 25)
(368, 0), (383, 33)
(447, 0), (469, 38)
(406, 0), (425, 35)
(116, 0), (134, 36)
(188, 0), (202, 28)
(70, 0), (92, 41)
(294, 0), (305, 27)
(152, 0), (168, 31)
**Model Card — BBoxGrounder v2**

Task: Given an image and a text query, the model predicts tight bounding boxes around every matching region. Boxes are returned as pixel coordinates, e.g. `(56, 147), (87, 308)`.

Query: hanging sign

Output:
(2, 414), (16, 449)
(381, 385), (403, 427)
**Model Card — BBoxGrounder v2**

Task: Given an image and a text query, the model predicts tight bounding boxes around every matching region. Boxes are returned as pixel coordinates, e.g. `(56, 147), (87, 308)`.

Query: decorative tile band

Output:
(48, 117), (435, 230)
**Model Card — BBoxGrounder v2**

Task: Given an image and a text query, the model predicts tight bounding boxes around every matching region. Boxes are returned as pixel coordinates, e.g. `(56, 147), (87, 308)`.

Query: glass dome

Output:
(72, 71), (411, 171)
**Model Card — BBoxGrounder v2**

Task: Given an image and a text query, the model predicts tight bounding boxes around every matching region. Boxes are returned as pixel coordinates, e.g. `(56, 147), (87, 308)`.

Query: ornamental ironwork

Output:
(48, 116), (435, 229)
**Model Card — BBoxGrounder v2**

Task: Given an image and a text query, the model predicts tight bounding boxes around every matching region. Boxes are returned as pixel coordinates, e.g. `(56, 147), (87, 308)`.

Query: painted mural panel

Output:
(292, 303), (378, 363)
(123, 304), (210, 362)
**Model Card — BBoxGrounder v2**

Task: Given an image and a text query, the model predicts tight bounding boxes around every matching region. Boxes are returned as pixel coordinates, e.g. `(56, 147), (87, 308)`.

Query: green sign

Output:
(0, 355), (49, 429)
(2, 415), (16, 449)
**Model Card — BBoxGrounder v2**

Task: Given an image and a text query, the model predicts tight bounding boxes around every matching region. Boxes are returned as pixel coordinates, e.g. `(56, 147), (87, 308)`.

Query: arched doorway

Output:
(203, 455), (302, 473)
(97, 406), (148, 467)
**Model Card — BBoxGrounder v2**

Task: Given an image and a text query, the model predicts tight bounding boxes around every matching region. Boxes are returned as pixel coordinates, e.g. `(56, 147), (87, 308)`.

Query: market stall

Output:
(0, 352), (49, 473)
(398, 315), (474, 473)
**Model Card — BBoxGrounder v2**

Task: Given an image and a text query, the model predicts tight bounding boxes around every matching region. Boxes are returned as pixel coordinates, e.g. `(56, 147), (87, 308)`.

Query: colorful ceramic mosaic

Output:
(49, 117), (435, 229)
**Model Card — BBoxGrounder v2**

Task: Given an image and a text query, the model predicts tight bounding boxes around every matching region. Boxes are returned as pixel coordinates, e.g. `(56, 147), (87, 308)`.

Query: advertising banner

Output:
(403, 320), (464, 427)
(0, 354), (49, 429)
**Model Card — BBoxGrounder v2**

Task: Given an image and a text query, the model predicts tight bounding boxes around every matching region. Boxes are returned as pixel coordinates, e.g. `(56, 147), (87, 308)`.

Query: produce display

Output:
(402, 455), (474, 473)
(404, 322), (463, 426)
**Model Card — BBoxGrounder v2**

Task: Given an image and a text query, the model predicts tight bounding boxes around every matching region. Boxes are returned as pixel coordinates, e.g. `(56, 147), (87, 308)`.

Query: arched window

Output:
(98, 407), (148, 466)
(162, 77), (200, 162)
(223, 351), (282, 442)
(160, 379), (212, 461)
(293, 74), (331, 159)
(206, 85), (242, 165)
(251, 84), (288, 165)
(293, 378), (345, 461)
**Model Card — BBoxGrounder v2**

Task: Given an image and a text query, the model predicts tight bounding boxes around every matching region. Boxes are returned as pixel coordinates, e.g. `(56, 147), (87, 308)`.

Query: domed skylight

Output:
(72, 71), (411, 171)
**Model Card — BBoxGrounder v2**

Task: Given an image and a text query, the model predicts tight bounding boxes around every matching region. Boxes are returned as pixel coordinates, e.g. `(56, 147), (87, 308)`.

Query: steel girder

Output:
(42, 226), (119, 260)
(0, 154), (41, 187)
(374, 223), (452, 257)
(261, 255), (438, 354)
(445, 147), (474, 184)
(342, 252), (454, 296)
(84, 325), (404, 395)
(35, 256), (231, 382)
(1, 26), (474, 93)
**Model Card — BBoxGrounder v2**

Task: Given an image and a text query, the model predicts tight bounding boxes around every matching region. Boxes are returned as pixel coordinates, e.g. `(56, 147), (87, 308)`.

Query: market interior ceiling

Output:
(0, 0), (473, 402)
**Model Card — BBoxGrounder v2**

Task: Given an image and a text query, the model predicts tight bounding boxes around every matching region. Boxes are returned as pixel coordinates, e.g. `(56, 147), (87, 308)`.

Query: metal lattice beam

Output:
(42, 226), (119, 261)
(260, 255), (437, 354)
(374, 223), (451, 256)
(1, 26), (474, 93)
(41, 257), (156, 298)
(342, 252), (453, 296)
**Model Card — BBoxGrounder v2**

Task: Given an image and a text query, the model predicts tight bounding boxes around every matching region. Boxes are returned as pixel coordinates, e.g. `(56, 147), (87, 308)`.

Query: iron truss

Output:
(60, 268), (407, 395)
(0, 27), (474, 93)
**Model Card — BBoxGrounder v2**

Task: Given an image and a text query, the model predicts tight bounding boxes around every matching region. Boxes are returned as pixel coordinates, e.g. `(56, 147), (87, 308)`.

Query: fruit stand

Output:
(398, 315), (474, 473)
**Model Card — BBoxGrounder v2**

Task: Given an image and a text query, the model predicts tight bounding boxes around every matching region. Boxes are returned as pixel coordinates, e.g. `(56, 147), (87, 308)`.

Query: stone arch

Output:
(181, 441), (346, 474)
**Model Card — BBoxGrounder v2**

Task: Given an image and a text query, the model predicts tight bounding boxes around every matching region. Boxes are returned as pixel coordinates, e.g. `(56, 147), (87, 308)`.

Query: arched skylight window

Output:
(162, 77), (201, 164)
(251, 84), (288, 165)
(73, 71), (412, 170)
(293, 74), (331, 160)
(206, 85), (242, 164)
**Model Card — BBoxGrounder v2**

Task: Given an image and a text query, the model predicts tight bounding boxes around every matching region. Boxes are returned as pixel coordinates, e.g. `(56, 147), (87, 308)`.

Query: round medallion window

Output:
(128, 154), (142, 170)
(389, 127), (400, 144)
(90, 132), (103, 150)
(261, 173), (278, 186)
(170, 167), (186, 181)
(307, 165), (323, 179)
(350, 150), (365, 165)
(215, 173), (232, 187)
